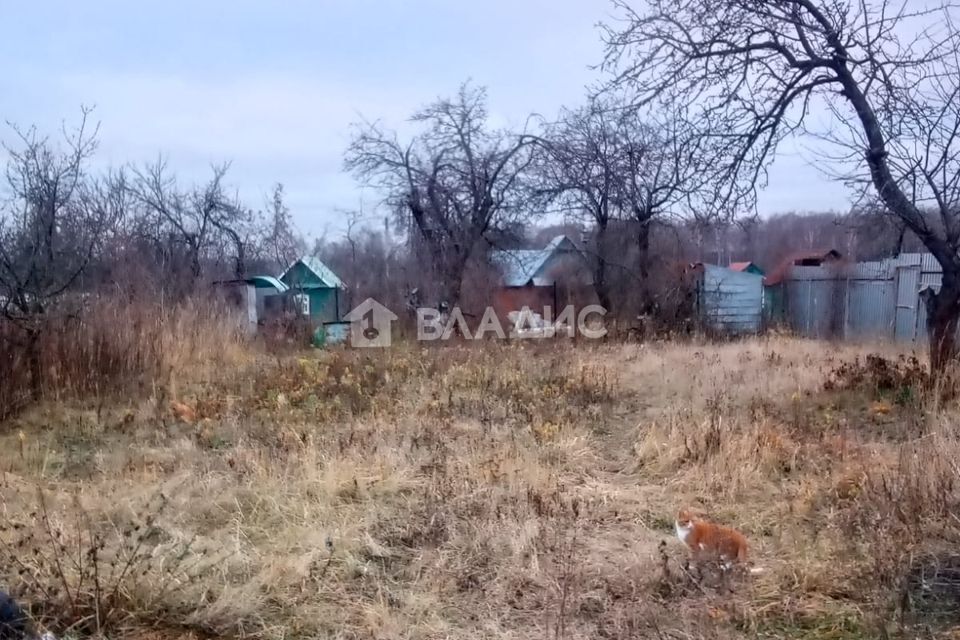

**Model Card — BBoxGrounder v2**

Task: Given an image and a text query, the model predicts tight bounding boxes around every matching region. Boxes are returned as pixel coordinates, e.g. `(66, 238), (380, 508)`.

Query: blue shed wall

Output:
(700, 265), (763, 333)
(308, 288), (340, 324)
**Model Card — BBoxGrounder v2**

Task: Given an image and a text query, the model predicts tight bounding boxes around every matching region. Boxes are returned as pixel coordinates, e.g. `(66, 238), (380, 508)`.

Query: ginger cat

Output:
(675, 508), (749, 570)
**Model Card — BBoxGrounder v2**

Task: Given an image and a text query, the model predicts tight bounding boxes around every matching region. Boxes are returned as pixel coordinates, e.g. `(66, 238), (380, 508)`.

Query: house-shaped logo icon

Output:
(343, 298), (398, 348)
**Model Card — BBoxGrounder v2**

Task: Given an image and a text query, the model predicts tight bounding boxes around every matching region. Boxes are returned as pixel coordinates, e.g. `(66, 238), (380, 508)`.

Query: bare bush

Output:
(0, 490), (227, 637)
(0, 109), (121, 395)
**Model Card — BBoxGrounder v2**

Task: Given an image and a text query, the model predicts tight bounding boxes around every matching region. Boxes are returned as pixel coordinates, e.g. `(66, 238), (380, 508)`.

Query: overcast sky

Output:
(0, 0), (853, 241)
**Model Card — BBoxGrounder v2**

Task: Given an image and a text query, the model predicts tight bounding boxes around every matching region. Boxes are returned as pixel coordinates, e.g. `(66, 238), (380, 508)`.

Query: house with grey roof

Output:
(489, 235), (594, 319)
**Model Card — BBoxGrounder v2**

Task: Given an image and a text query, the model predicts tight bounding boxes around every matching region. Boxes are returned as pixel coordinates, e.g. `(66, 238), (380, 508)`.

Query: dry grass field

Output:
(1, 333), (959, 639)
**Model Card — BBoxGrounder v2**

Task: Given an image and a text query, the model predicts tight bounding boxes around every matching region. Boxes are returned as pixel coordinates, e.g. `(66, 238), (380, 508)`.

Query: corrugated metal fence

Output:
(777, 253), (942, 342)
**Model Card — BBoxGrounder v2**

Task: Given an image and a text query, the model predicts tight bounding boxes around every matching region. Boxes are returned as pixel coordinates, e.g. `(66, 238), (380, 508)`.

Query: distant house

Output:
(764, 249), (842, 286)
(211, 257), (344, 344)
(490, 235), (594, 319)
(764, 249), (843, 324)
(729, 261), (765, 277)
(279, 256), (344, 324)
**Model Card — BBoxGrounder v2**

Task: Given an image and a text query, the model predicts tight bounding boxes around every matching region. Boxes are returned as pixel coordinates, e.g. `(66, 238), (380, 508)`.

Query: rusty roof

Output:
(764, 249), (842, 286)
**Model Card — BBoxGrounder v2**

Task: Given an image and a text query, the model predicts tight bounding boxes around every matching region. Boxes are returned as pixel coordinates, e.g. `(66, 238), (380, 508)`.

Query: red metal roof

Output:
(729, 261), (754, 272)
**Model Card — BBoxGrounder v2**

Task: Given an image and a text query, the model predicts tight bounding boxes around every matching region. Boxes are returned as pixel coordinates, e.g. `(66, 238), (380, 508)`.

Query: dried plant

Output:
(0, 489), (228, 637)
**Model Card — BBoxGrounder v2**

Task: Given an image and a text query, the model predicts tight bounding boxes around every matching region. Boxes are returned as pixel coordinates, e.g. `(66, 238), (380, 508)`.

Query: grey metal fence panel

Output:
(895, 266), (921, 342)
(851, 260), (893, 279)
(845, 278), (896, 339)
(919, 272), (943, 288)
(783, 262), (896, 340)
(785, 274), (843, 338)
(920, 253), (942, 272)
(780, 254), (952, 344)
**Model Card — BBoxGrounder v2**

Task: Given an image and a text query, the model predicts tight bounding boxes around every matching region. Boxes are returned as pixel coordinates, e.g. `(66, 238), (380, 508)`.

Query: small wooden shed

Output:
(279, 256), (344, 324)
(212, 279), (259, 334)
(691, 263), (764, 334)
(246, 275), (289, 321)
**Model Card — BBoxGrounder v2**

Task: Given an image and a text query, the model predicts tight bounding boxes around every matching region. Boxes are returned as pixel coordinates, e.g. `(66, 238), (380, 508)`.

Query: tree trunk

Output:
(444, 275), (463, 312)
(431, 248), (467, 314)
(593, 222), (612, 312)
(188, 238), (203, 284)
(927, 270), (960, 373)
(835, 60), (960, 372)
(221, 226), (246, 280)
(636, 220), (653, 315)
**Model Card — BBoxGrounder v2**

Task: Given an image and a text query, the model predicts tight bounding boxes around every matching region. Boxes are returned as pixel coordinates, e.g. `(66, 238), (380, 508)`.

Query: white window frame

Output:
(293, 293), (310, 316)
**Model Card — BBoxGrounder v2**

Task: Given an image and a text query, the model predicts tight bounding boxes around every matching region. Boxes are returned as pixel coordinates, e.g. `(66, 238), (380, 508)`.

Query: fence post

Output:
(894, 265), (921, 343)
(843, 276), (851, 340)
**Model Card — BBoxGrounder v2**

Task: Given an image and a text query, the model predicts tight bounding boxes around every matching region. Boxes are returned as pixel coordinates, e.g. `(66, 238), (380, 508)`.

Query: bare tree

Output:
(261, 183), (303, 270)
(0, 109), (121, 390)
(130, 160), (252, 291)
(616, 112), (723, 312)
(602, 0), (960, 370)
(345, 82), (536, 308)
(535, 98), (721, 313)
(314, 216), (410, 314)
(534, 100), (624, 310)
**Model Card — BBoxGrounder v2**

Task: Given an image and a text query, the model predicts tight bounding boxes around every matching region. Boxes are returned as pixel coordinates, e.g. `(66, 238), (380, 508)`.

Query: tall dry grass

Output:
(0, 294), (250, 420)
(0, 334), (958, 639)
